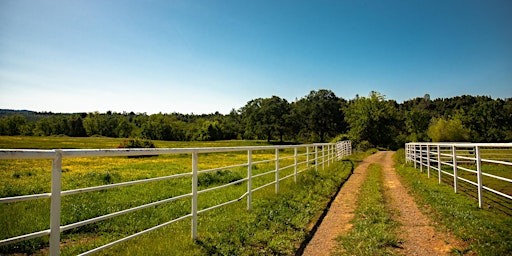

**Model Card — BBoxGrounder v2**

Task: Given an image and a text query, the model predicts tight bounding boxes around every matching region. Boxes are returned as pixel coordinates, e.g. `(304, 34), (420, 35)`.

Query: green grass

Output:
(334, 163), (400, 256)
(0, 136), (359, 255)
(0, 135), (273, 149)
(394, 149), (512, 256)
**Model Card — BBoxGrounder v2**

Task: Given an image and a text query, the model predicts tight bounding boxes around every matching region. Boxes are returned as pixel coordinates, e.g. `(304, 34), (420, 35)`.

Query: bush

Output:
(356, 140), (374, 152)
(117, 138), (155, 149)
(330, 134), (350, 143)
(198, 170), (243, 187)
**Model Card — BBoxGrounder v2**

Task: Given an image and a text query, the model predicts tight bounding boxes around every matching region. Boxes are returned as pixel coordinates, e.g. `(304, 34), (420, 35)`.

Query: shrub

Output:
(117, 138), (155, 149)
(198, 170), (243, 187)
(356, 140), (374, 152)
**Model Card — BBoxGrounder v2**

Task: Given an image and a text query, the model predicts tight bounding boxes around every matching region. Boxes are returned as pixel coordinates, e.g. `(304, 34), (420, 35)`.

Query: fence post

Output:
(294, 147), (298, 182)
(322, 145), (325, 171)
(247, 150), (253, 211)
(405, 144), (409, 163)
(452, 145), (458, 193)
(50, 150), (62, 256)
(306, 147), (309, 168)
(275, 148), (279, 194)
(315, 146), (318, 173)
(419, 145), (423, 172)
(413, 145), (417, 169)
(427, 145), (431, 178)
(437, 145), (441, 183)
(191, 152), (198, 239)
(327, 144), (330, 166)
(475, 146), (483, 208)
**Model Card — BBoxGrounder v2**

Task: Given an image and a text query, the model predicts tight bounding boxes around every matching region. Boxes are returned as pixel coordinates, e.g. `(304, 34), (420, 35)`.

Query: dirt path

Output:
(380, 151), (468, 255)
(302, 151), (467, 256)
(302, 152), (381, 255)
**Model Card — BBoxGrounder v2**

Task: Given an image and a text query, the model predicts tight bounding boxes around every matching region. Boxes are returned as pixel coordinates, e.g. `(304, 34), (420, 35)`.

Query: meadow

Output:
(0, 136), (365, 255)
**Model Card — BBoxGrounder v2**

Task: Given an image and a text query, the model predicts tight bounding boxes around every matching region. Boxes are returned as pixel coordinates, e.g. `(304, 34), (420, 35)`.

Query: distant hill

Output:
(0, 109), (55, 122)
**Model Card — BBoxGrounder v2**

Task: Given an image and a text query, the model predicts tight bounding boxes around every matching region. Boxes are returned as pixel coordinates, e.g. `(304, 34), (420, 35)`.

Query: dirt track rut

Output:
(302, 151), (467, 256)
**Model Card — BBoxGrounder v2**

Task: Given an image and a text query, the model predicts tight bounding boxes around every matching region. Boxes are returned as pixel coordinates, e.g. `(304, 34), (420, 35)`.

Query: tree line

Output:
(1, 90), (511, 150)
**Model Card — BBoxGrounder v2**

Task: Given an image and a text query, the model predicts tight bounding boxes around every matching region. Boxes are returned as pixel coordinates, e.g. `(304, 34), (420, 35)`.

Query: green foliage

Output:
(405, 108), (430, 142)
(198, 170), (243, 187)
(1, 93), (511, 143)
(427, 117), (470, 142)
(355, 140), (375, 152)
(117, 138), (155, 148)
(344, 91), (399, 149)
(240, 96), (291, 142)
(330, 134), (349, 143)
(293, 89), (347, 142)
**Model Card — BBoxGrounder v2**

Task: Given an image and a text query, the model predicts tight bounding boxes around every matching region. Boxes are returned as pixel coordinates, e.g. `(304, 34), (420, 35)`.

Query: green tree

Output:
(294, 89), (345, 142)
(116, 117), (136, 138)
(344, 91), (399, 148)
(0, 115), (27, 135)
(67, 114), (87, 137)
(240, 96), (290, 142)
(427, 117), (470, 142)
(405, 109), (430, 142)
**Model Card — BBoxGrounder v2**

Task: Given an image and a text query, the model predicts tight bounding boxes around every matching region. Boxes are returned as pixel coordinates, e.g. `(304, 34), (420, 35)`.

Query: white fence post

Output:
(452, 145), (458, 193)
(427, 145), (431, 178)
(475, 146), (483, 208)
(247, 150), (253, 211)
(306, 147), (310, 168)
(437, 145), (441, 183)
(294, 147), (298, 182)
(275, 148), (279, 194)
(191, 152), (198, 239)
(50, 150), (62, 256)
(322, 145), (325, 171)
(315, 146), (318, 173)
(413, 145), (417, 169)
(419, 145), (423, 172)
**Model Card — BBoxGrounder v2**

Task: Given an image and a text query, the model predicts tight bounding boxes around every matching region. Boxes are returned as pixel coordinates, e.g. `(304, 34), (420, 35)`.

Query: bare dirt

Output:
(302, 151), (469, 256)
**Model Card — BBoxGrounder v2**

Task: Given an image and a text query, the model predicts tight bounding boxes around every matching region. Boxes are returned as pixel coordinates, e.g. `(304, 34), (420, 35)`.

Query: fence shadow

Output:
(441, 176), (512, 216)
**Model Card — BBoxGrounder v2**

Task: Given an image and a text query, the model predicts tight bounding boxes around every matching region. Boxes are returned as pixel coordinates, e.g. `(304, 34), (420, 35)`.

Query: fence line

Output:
(0, 140), (351, 255)
(405, 142), (512, 208)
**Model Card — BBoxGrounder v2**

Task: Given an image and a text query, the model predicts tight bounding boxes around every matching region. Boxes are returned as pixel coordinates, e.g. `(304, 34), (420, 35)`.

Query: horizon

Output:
(0, 92), (507, 116)
(1, 0), (511, 115)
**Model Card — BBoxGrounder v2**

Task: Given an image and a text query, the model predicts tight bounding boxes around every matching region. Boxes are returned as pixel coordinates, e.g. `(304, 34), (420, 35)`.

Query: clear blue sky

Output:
(1, 0), (511, 114)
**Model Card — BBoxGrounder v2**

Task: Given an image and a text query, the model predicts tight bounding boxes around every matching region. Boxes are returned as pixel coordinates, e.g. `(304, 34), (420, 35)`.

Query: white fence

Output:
(0, 140), (351, 255)
(405, 142), (512, 208)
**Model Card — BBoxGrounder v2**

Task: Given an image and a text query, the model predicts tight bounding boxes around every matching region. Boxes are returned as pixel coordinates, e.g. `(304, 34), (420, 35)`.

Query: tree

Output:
(344, 91), (399, 149)
(294, 89), (346, 142)
(427, 117), (470, 142)
(0, 115), (26, 135)
(67, 114), (87, 137)
(405, 109), (430, 142)
(240, 96), (290, 142)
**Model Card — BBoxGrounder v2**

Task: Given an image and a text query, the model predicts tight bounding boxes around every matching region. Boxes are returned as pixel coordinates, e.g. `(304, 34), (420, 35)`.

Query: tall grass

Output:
(394, 149), (512, 256)
(1, 136), (358, 255)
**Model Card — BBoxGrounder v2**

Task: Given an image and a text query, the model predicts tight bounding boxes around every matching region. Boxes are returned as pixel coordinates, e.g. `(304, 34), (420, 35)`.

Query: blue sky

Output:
(1, 0), (511, 114)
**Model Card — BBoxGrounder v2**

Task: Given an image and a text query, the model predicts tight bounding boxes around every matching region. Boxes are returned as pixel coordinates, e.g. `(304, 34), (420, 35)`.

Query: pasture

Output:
(0, 136), (361, 255)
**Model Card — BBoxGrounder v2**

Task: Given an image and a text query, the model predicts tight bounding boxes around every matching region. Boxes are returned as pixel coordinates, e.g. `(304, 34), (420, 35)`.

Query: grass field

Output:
(0, 136), (365, 255)
(395, 149), (512, 255)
